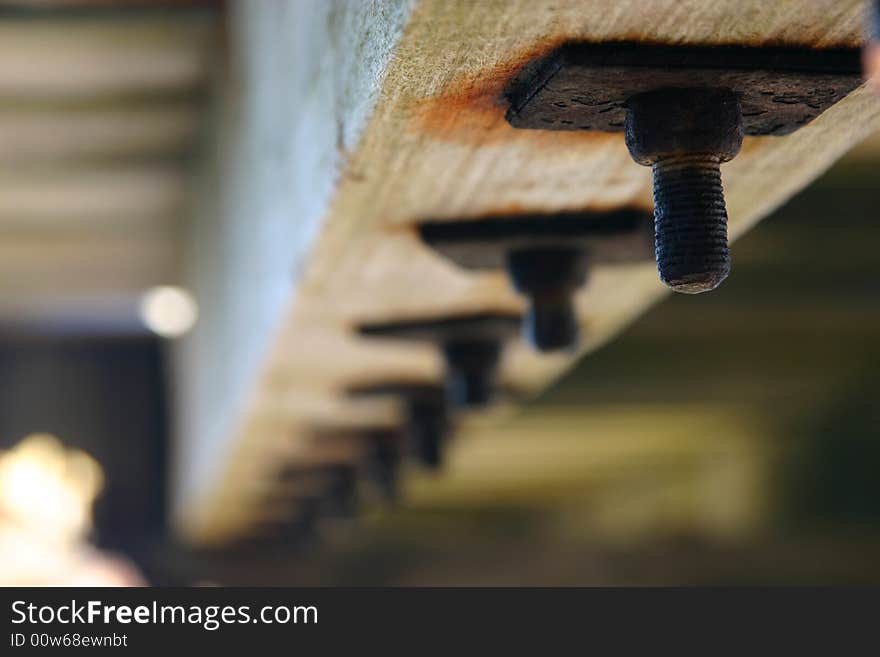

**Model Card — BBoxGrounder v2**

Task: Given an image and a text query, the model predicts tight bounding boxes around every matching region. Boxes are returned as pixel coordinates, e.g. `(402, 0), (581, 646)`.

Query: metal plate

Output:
(358, 312), (522, 343)
(506, 43), (862, 136)
(419, 209), (654, 270)
(346, 380), (446, 402)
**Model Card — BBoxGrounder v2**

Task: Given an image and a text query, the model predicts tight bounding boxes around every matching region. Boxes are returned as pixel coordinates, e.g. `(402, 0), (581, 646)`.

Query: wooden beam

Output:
(174, 0), (880, 545)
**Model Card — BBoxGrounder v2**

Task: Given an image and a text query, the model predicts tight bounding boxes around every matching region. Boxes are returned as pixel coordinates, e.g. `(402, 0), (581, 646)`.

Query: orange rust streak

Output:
(413, 35), (866, 146)
(411, 39), (616, 148)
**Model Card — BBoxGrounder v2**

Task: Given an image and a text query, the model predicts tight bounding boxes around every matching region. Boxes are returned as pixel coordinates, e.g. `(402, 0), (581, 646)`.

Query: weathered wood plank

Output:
(176, 0), (880, 544)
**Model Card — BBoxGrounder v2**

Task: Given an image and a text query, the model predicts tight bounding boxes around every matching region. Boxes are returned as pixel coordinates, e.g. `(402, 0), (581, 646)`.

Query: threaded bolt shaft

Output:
(524, 291), (579, 352)
(404, 398), (447, 470)
(365, 434), (400, 502)
(506, 247), (588, 352)
(442, 339), (501, 408)
(625, 87), (741, 294)
(652, 154), (730, 294)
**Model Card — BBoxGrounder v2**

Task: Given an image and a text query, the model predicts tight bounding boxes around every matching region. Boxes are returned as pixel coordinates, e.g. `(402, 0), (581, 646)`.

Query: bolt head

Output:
(507, 247), (588, 295)
(625, 88), (743, 166)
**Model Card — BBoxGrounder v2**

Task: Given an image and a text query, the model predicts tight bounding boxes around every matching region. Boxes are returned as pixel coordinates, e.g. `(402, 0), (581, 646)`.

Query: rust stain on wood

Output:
(411, 25), (864, 147)
(410, 39), (616, 148)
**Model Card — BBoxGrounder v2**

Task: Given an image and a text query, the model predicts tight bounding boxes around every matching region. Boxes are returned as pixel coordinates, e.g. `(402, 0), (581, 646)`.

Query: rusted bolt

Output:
(625, 88), (743, 293)
(362, 430), (402, 501)
(441, 338), (502, 407)
(403, 395), (448, 469)
(504, 44), (861, 293)
(270, 463), (359, 542)
(507, 247), (588, 351)
(357, 313), (520, 409)
(285, 497), (322, 547)
(347, 382), (450, 470)
(418, 210), (653, 352)
(320, 464), (358, 521)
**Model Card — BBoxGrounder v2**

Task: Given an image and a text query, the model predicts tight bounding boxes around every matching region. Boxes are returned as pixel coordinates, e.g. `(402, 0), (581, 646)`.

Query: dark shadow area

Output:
(0, 337), (168, 572)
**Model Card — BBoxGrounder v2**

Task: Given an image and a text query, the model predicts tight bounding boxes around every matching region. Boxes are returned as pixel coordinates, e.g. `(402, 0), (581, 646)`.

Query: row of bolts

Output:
(266, 11), (880, 540)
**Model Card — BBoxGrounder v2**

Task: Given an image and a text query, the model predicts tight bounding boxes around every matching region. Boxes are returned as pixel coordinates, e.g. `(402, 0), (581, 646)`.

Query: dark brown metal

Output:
(362, 430), (402, 503)
(506, 43), (861, 135)
(305, 426), (404, 504)
(507, 247), (586, 351)
(322, 464), (358, 520)
(357, 313), (521, 408)
(626, 88), (742, 293)
(506, 42), (861, 295)
(441, 338), (501, 407)
(267, 497), (323, 550)
(418, 209), (653, 350)
(347, 381), (450, 470)
(274, 463), (359, 522)
(418, 209), (654, 268)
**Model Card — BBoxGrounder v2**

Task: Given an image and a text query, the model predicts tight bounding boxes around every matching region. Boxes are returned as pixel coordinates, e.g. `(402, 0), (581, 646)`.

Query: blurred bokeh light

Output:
(0, 434), (144, 586)
(139, 286), (199, 338)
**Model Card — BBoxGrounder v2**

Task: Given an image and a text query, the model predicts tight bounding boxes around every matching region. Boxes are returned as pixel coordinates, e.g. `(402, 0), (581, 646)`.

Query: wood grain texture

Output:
(178, 0), (880, 544)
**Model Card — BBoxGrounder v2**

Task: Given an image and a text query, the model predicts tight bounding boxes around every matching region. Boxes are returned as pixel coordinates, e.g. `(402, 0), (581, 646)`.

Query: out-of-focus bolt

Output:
(442, 338), (501, 407)
(364, 431), (401, 501)
(357, 313), (519, 409)
(346, 383), (450, 471)
(321, 464), (358, 521)
(403, 397), (448, 470)
(285, 497), (322, 547)
(625, 88), (743, 294)
(506, 247), (588, 351)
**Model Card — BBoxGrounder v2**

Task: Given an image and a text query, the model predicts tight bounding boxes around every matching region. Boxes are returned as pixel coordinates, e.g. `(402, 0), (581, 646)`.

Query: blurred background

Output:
(1, 2), (879, 585)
